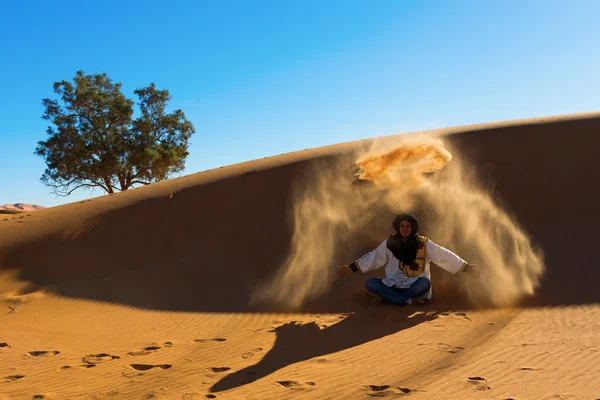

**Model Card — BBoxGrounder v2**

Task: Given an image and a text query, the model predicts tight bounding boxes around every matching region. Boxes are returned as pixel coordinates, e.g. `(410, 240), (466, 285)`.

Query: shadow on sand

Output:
(209, 305), (440, 393)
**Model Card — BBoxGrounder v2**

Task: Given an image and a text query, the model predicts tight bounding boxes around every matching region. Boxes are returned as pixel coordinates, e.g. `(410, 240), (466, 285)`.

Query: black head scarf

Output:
(386, 213), (420, 265)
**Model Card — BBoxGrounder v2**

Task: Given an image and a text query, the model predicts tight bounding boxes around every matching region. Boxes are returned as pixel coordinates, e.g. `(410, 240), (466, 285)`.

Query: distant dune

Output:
(0, 111), (599, 399)
(0, 203), (45, 211)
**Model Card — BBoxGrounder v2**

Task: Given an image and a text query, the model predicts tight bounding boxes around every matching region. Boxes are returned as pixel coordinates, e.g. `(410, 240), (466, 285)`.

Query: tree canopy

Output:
(35, 71), (195, 196)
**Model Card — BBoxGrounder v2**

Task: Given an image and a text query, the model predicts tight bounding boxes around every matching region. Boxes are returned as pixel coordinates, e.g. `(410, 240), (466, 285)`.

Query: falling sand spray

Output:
(252, 132), (545, 309)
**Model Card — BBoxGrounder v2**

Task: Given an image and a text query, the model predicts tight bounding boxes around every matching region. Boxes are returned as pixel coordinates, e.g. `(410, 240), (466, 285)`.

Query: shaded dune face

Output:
(443, 117), (600, 307)
(0, 114), (599, 312)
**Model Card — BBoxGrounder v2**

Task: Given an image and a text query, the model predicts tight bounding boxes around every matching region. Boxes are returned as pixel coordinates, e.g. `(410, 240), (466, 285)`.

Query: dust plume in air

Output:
(251, 132), (545, 309)
(355, 137), (452, 185)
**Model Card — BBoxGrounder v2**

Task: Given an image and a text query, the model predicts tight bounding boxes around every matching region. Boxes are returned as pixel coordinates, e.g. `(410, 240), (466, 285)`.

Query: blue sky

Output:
(2, 0), (600, 207)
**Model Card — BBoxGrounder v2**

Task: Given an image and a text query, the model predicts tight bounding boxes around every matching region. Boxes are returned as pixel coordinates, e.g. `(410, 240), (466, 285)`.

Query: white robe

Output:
(353, 238), (467, 300)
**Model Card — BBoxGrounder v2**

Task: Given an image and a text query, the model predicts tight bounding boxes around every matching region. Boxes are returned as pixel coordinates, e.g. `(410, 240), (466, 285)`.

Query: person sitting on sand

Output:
(336, 213), (478, 305)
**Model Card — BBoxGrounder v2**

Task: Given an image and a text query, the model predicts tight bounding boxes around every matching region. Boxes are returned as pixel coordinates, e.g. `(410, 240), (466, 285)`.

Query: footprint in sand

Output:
(467, 377), (491, 391)
(206, 367), (231, 373)
(128, 363), (172, 371)
(241, 348), (263, 359)
(363, 385), (390, 397)
(437, 343), (465, 353)
(362, 385), (413, 397)
(27, 350), (60, 357)
(128, 345), (162, 356)
(439, 311), (471, 322)
(0, 343), (10, 348)
(455, 312), (471, 321)
(276, 381), (316, 389)
(82, 353), (120, 366)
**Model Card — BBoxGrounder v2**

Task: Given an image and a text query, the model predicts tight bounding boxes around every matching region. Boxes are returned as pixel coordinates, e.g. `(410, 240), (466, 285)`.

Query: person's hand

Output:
(336, 265), (352, 279)
(463, 263), (480, 277)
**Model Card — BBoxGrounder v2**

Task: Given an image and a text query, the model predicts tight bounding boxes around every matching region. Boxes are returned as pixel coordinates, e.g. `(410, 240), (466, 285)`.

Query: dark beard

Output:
(386, 233), (419, 265)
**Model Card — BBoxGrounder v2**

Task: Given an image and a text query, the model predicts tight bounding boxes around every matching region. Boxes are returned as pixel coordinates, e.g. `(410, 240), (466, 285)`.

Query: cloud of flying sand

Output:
(414, 143), (546, 307)
(252, 132), (545, 309)
(355, 137), (452, 185)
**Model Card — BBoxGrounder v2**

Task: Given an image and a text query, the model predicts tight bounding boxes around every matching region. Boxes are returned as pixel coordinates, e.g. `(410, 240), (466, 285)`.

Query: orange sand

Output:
(1, 111), (599, 399)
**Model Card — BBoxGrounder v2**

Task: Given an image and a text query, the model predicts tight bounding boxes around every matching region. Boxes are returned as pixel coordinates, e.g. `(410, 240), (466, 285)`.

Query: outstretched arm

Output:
(426, 240), (473, 275)
(337, 240), (389, 278)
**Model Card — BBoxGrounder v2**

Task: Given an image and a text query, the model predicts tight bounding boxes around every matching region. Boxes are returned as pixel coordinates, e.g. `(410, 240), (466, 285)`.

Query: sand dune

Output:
(0, 204), (45, 211)
(0, 204), (45, 215)
(1, 111), (599, 399)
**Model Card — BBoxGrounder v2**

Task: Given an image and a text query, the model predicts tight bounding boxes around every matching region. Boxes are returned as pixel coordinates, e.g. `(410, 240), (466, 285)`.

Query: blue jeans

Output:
(365, 277), (431, 306)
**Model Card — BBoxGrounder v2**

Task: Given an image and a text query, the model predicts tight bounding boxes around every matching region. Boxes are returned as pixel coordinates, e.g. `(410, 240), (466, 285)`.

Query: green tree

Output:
(35, 71), (195, 196)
